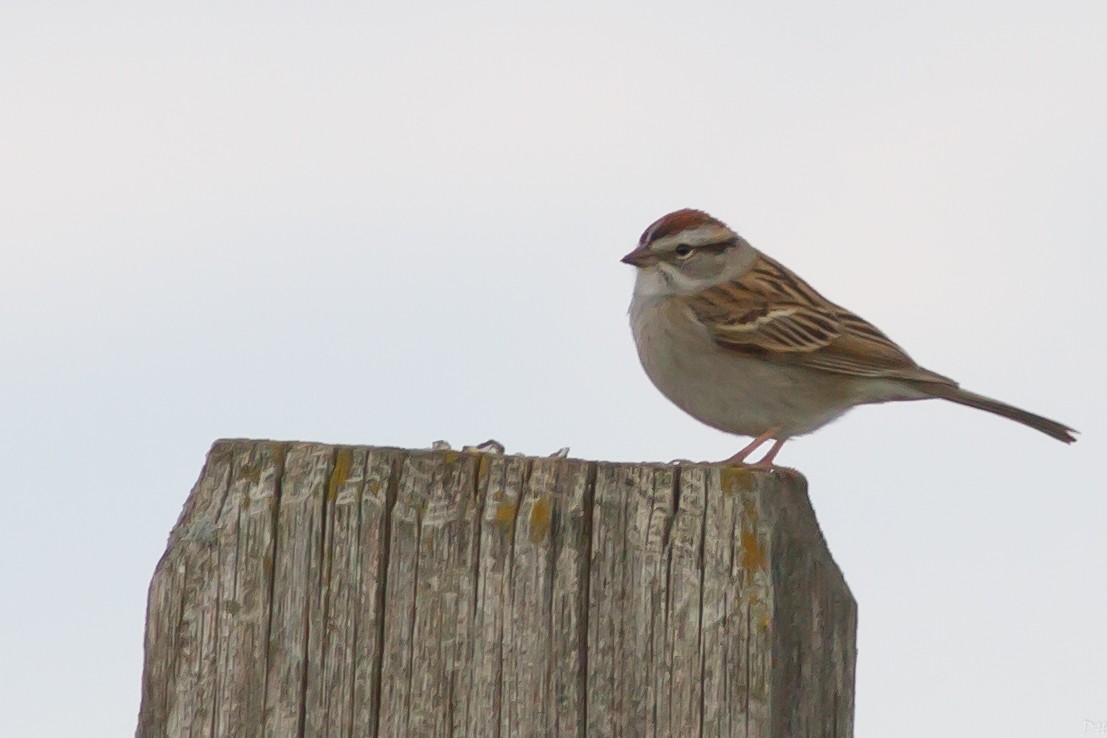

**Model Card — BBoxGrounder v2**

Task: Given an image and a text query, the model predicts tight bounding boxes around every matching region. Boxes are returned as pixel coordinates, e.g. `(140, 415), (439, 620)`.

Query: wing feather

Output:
(683, 254), (955, 385)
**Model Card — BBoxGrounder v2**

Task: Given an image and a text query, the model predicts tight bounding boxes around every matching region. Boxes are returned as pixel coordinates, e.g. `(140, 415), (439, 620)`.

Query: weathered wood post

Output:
(137, 439), (856, 737)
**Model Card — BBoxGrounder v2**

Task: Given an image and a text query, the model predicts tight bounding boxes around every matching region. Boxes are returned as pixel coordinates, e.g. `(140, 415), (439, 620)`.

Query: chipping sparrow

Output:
(623, 209), (1077, 466)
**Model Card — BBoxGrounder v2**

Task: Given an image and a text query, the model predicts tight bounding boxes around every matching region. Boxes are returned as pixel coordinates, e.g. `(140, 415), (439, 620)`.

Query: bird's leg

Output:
(722, 428), (781, 466)
(747, 437), (787, 468)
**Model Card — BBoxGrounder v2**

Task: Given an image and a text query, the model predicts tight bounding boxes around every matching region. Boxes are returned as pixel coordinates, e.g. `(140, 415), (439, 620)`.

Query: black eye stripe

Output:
(675, 237), (738, 256)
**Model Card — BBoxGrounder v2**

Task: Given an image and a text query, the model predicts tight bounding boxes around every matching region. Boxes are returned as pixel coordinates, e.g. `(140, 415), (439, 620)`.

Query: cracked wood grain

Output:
(138, 440), (856, 738)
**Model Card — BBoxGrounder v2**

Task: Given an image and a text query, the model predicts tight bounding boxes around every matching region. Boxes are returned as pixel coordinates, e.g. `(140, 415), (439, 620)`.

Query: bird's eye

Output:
(674, 245), (693, 258)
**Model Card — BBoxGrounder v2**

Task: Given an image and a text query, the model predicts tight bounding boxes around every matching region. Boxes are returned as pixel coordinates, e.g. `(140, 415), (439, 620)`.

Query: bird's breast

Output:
(628, 294), (855, 437)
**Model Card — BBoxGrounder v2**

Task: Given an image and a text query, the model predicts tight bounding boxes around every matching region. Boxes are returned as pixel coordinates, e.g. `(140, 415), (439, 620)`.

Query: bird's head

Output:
(622, 209), (756, 296)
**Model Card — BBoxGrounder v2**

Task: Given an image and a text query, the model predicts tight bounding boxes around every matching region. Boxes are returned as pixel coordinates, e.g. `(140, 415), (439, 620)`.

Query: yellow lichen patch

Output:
(528, 495), (552, 544)
(495, 500), (516, 535)
(739, 529), (767, 579)
(720, 467), (754, 495)
(266, 442), (288, 468)
(442, 451), (461, 465)
(327, 448), (353, 500)
(239, 464), (262, 484)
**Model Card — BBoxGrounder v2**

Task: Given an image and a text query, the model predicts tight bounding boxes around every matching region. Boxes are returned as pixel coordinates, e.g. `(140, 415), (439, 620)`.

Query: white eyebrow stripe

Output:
(650, 225), (736, 250)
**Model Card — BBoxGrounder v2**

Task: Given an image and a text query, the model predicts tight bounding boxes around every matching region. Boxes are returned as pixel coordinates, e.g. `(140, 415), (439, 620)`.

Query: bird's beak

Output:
(621, 245), (655, 267)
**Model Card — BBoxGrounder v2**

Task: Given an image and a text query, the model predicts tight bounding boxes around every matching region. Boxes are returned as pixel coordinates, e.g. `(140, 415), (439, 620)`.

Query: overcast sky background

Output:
(2, 2), (1105, 736)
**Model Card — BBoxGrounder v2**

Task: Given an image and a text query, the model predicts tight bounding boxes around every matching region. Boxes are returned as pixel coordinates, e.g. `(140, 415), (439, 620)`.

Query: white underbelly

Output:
(630, 297), (859, 438)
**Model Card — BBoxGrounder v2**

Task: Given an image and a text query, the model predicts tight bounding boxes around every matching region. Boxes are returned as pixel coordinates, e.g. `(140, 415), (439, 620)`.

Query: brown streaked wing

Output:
(685, 254), (957, 384)
(686, 278), (842, 353)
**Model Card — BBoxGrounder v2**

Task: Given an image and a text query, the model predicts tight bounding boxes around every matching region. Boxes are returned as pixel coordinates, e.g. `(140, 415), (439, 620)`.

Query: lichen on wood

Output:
(137, 440), (856, 738)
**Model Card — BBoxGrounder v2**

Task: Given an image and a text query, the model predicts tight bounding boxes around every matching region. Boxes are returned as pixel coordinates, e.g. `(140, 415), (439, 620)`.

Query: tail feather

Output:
(920, 383), (1077, 444)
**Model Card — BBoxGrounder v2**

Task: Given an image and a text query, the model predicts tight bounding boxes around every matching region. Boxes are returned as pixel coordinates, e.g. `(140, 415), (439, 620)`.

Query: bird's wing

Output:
(683, 254), (956, 384)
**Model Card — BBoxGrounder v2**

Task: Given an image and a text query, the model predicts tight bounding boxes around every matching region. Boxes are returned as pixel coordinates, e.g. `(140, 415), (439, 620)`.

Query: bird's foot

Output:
(721, 430), (786, 468)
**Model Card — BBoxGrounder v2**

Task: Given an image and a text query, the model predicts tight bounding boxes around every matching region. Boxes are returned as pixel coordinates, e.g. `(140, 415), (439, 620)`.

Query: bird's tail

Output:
(920, 383), (1077, 444)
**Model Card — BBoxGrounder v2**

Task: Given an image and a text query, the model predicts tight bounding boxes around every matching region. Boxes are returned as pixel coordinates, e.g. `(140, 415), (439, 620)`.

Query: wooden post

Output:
(137, 439), (856, 737)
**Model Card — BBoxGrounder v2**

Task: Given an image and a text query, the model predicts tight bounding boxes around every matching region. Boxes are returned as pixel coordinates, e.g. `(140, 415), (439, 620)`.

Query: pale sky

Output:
(2, 2), (1105, 736)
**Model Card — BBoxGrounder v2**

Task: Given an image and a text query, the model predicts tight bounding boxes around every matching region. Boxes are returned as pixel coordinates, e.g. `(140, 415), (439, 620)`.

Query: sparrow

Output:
(622, 208), (1077, 467)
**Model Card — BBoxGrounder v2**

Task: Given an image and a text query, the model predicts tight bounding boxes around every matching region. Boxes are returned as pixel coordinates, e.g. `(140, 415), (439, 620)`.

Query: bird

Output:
(622, 208), (1077, 467)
